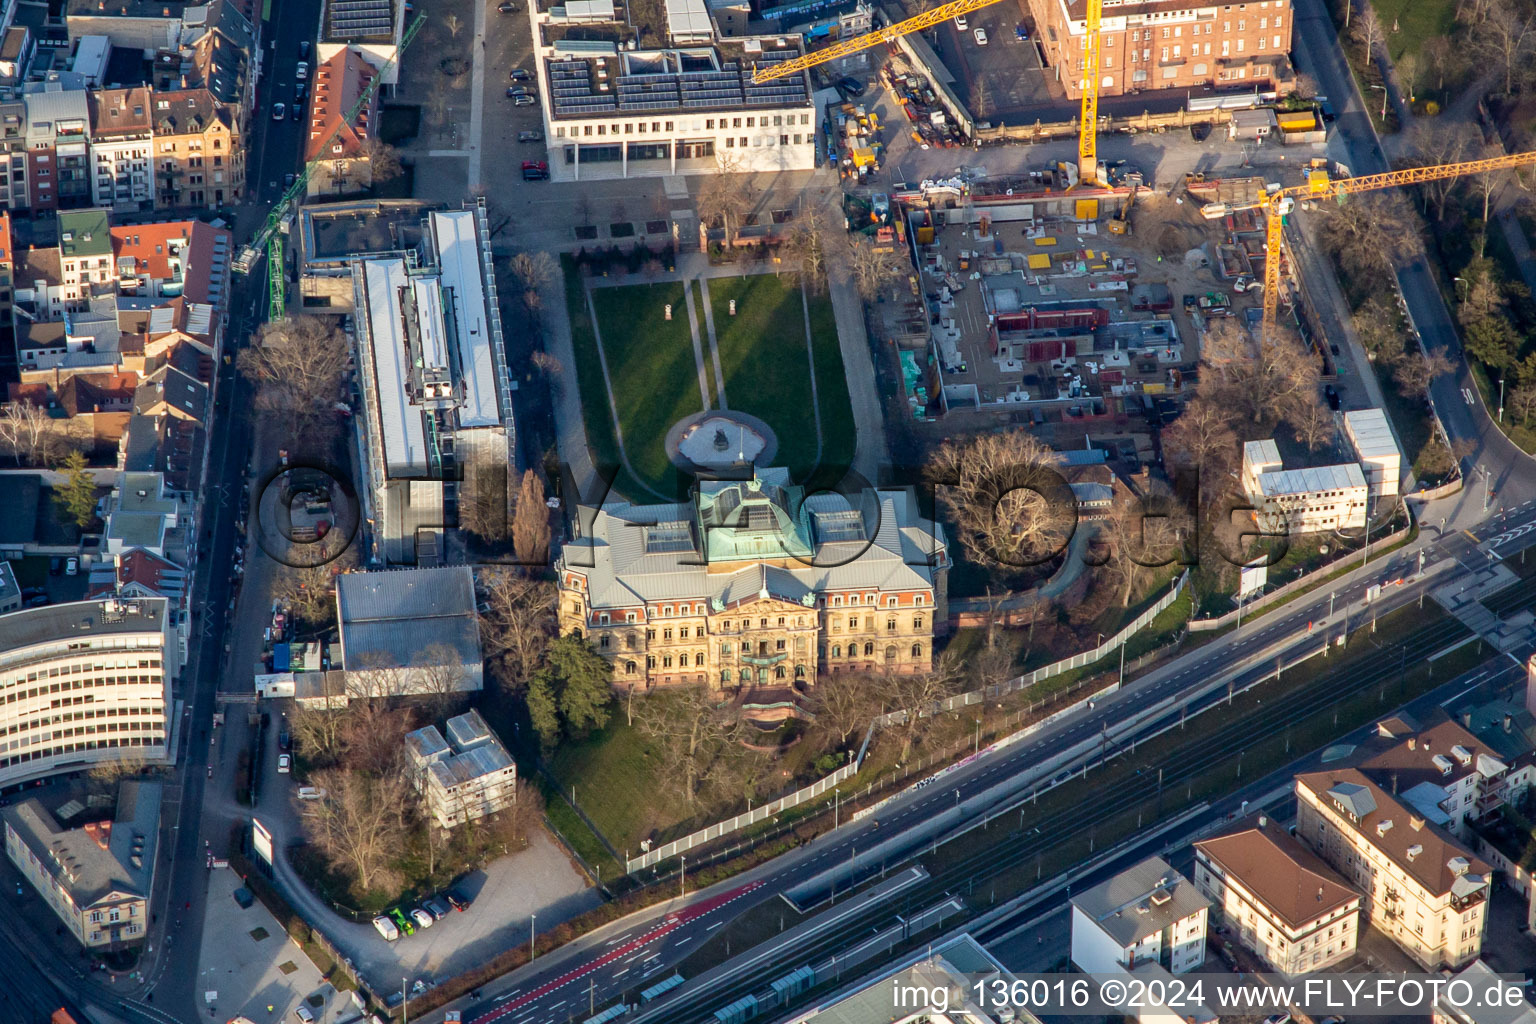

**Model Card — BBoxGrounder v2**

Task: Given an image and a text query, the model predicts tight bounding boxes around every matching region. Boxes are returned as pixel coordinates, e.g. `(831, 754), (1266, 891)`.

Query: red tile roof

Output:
(304, 47), (377, 163)
(110, 221), (195, 281)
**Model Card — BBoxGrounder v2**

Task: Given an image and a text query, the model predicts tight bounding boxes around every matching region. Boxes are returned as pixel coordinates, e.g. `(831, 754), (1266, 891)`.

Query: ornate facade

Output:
(557, 469), (949, 690)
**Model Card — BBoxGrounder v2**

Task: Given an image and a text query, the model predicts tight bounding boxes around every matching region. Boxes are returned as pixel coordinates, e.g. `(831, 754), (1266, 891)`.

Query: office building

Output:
(1343, 407), (1402, 505)
(1024, 0), (1295, 99)
(3, 780), (162, 949)
(404, 710), (517, 829)
(557, 468), (949, 689)
(0, 598), (175, 788)
(1295, 769), (1490, 969)
(1194, 814), (1362, 975)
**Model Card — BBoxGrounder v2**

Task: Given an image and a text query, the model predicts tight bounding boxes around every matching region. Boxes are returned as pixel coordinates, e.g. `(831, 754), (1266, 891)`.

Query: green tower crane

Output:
(235, 13), (426, 322)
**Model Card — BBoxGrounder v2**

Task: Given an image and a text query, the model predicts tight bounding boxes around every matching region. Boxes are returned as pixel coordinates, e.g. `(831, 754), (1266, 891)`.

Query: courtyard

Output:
(564, 259), (857, 501)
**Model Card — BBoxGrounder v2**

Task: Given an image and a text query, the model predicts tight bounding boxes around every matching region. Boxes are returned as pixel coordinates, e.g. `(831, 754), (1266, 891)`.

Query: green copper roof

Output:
(696, 470), (813, 562)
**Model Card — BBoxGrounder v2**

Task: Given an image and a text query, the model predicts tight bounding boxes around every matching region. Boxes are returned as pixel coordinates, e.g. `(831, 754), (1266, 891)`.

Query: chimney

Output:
(1258, 815), (1267, 828)
(1505, 714), (1514, 734)
(1317, 886), (1323, 901)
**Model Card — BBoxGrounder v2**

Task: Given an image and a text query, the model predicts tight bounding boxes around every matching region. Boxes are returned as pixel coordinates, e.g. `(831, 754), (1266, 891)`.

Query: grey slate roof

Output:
(1070, 856), (1211, 948)
(336, 566), (481, 670)
(562, 484), (948, 611)
(1, 781), (161, 909)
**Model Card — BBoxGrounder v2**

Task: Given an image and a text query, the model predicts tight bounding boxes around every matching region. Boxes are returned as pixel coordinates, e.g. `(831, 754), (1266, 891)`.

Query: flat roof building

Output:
(335, 566), (483, 697)
(0, 597), (175, 788)
(1241, 438), (1368, 534)
(350, 204), (514, 564)
(405, 710), (517, 828)
(1071, 855), (1211, 976)
(3, 780), (162, 949)
(1344, 407), (1402, 505)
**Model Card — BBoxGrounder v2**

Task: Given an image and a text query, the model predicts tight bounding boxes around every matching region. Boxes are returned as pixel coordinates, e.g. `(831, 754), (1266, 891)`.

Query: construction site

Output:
(874, 171), (1282, 462)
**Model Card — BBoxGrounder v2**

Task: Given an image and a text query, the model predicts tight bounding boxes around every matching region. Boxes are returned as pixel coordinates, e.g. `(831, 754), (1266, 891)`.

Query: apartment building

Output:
(0, 101), (27, 211)
(557, 470), (950, 689)
(24, 89), (93, 211)
(1360, 719), (1533, 842)
(89, 87), (155, 211)
(2, 780), (161, 949)
(1241, 439), (1368, 534)
(60, 208), (115, 293)
(1194, 815), (1362, 975)
(150, 88), (243, 208)
(351, 207), (513, 564)
(404, 710), (517, 829)
(304, 46), (378, 197)
(0, 597), (175, 788)
(1295, 769), (1490, 969)
(1071, 856), (1211, 975)
(1025, 0), (1296, 99)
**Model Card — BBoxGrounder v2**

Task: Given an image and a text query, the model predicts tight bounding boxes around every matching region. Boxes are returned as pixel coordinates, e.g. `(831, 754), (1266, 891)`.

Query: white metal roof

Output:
(1344, 408), (1399, 461)
(1257, 462), (1366, 498)
(664, 0), (712, 41)
(431, 211), (500, 429)
(1243, 438), (1281, 471)
(361, 258), (428, 476)
(412, 277), (449, 376)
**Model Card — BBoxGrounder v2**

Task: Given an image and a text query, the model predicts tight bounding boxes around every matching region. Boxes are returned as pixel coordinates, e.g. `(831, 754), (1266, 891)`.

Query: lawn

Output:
(705, 274), (856, 487)
(1368, 0), (1457, 63)
(548, 716), (694, 854)
(588, 281), (705, 495)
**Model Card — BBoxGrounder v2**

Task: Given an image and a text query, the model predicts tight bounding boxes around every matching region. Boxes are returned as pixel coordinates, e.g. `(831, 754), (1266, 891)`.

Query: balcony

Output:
(740, 652), (786, 668)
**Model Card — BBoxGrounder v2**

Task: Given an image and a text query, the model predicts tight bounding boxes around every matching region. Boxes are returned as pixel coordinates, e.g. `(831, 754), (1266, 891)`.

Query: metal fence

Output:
(620, 573), (1188, 875)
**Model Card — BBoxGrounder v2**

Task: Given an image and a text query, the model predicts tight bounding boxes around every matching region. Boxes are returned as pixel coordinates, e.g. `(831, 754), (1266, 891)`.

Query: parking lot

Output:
(922, 0), (1067, 125)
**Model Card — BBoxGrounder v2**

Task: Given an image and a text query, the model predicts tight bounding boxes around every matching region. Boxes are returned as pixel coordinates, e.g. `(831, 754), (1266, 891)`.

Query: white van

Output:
(297, 786), (327, 800)
(372, 915), (400, 941)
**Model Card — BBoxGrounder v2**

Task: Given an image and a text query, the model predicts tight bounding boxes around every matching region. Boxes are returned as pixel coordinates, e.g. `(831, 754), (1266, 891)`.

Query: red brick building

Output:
(1025, 0), (1296, 99)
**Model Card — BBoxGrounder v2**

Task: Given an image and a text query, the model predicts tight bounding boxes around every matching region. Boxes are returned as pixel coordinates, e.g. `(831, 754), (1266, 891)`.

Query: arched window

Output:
(794, 665), (806, 678)
(884, 645), (897, 664)
(911, 643), (923, 658)
(848, 646), (858, 659)
(864, 642), (874, 656)
(832, 644), (842, 658)
(694, 652), (705, 666)
(721, 669), (732, 683)
(646, 655), (655, 669)
(663, 655), (673, 668)
(625, 661), (637, 674)
(775, 666), (786, 679)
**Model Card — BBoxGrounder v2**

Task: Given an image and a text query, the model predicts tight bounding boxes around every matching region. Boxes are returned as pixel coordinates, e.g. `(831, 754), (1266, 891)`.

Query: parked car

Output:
(49, 557), (62, 575)
(497, 1), (521, 10)
(389, 907), (414, 935)
(291, 104), (302, 120)
(299, 40), (310, 57)
(411, 907), (434, 929)
(296, 61), (309, 80)
(1015, 22), (1028, 40)
(277, 754), (291, 773)
(836, 76), (865, 97)
(295, 81), (307, 101)
(297, 786), (327, 800)
(273, 102), (286, 120)
(1325, 384), (1341, 410)
(373, 915), (400, 941)
(422, 898), (449, 920)
(25, 594), (49, 608)
(952, 13), (967, 29)
(444, 887), (472, 911)
(518, 130), (543, 143)
(973, 26), (988, 44)
(509, 68), (532, 81)
(283, 172), (296, 188)
(1263, 1015), (1292, 1024)
(513, 95), (536, 106)
(65, 557), (78, 576)
(294, 1007), (315, 1024)
(521, 159), (548, 180)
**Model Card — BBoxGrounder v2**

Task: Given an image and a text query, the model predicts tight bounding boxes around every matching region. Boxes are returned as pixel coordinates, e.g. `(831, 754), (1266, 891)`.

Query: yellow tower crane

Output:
(1256, 150), (1536, 339)
(751, 0), (1108, 186)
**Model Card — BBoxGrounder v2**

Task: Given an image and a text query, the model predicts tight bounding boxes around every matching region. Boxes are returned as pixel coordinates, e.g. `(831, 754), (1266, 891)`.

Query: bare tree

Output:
(1422, 35), (1465, 92)
(302, 768), (410, 894)
(633, 686), (736, 809)
(290, 700), (349, 767)
(459, 449), (511, 544)
(779, 202), (833, 293)
(273, 564), (337, 628)
(970, 78), (995, 121)
(845, 233), (906, 301)
(361, 137), (404, 184)
(88, 751), (148, 784)
(512, 469), (551, 566)
(477, 569), (556, 690)
(810, 673), (882, 747)
(1099, 483), (1193, 607)
(1355, 3), (1386, 62)
(1393, 348), (1456, 397)
(409, 642), (472, 711)
(1316, 191), (1416, 271)
(237, 316), (349, 445)
(1409, 120), (1481, 216)
(885, 656), (963, 762)
(1395, 52), (1422, 103)
(696, 160), (752, 247)
(1199, 320), (1320, 425)
(0, 401), (77, 466)
(1477, 0), (1536, 94)
(1472, 143), (1515, 233)
(444, 12), (463, 36)
(1291, 397), (1337, 452)
(1509, 384), (1536, 423)
(1159, 397), (1238, 476)
(1350, 297), (1406, 361)
(510, 251), (558, 293)
(929, 429), (1077, 570)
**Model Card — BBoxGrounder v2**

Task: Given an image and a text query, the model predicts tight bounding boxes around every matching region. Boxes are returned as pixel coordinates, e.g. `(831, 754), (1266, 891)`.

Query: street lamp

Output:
(1454, 276), (1469, 302)
(1498, 377), (1506, 423)
(1369, 84), (1388, 121)
(530, 913), (537, 960)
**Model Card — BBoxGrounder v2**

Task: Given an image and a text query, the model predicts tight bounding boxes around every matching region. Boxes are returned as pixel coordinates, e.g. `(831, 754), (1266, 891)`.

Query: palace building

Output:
(556, 469), (949, 689)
